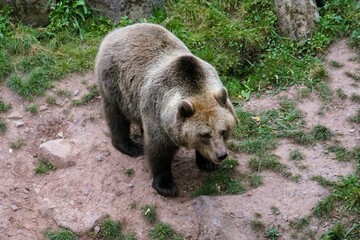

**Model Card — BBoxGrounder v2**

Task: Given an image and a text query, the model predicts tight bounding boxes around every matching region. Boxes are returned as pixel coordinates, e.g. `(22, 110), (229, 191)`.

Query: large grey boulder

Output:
(275, 0), (319, 39)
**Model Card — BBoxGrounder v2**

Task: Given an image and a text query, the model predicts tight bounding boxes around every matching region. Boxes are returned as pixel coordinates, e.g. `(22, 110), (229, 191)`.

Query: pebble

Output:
(95, 155), (103, 161)
(11, 204), (19, 211)
(94, 226), (100, 234)
(73, 90), (80, 96)
(128, 183), (134, 189)
(103, 151), (111, 157)
(14, 120), (24, 127)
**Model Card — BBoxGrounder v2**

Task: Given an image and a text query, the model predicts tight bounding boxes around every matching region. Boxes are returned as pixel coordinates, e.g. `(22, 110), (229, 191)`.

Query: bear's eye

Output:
(199, 132), (212, 139)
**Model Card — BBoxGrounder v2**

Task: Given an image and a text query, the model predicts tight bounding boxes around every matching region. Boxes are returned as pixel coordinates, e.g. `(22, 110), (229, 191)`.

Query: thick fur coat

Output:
(95, 23), (238, 197)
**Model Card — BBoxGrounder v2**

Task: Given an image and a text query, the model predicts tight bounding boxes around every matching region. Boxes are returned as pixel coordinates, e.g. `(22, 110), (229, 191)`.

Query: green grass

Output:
(101, 218), (121, 239)
(130, 201), (137, 209)
(250, 220), (265, 232)
(345, 71), (360, 81)
(328, 145), (353, 161)
(336, 88), (347, 99)
(149, 223), (183, 240)
(0, 49), (13, 81)
(350, 93), (360, 102)
(0, 119), (7, 134)
(25, 103), (38, 114)
(265, 227), (281, 240)
(289, 149), (304, 161)
(141, 205), (158, 224)
(46, 95), (57, 105)
(0, 99), (11, 112)
(193, 159), (244, 197)
(72, 84), (99, 106)
(124, 168), (135, 177)
(289, 217), (310, 230)
(44, 229), (76, 240)
(349, 109), (360, 123)
(329, 60), (344, 68)
(35, 160), (56, 174)
(312, 175), (336, 188)
(249, 154), (286, 173)
(9, 138), (24, 150)
(312, 125), (332, 141)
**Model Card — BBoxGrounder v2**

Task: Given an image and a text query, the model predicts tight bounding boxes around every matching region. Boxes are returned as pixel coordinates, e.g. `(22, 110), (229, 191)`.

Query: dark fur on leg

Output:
(196, 150), (219, 172)
(148, 144), (178, 197)
(103, 99), (143, 157)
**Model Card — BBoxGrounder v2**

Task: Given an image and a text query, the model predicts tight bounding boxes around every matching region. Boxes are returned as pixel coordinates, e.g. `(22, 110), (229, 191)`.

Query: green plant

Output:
(193, 159), (244, 197)
(351, 93), (360, 102)
(46, 95), (57, 105)
(250, 220), (265, 231)
(271, 206), (280, 215)
(72, 84), (99, 106)
(345, 71), (360, 81)
(312, 124), (332, 141)
(9, 138), (24, 150)
(336, 88), (347, 99)
(329, 60), (343, 68)
(265, 227), (281, 240)
(0, 119), (7, 134)
(44, 229), (76, 240)
(124, 168), (135, 177)
(0, 99), (11, 112)
(101, 218), (121, 239)
(249, 174), (263, 188)
(349, 109), (360, 123)
(289, 217), (310, 229)
(141, 205), (158, 224)
(149, 223), (183, 240)
(312, 175), (336, 187)
(26, 103), (38, 114)
(35, 160), (56, 174)
(328, 145), (352, 161)
(289, 149), (304, 161)
(46, 0), (92, 39)
(249, 154), (286, 173)
(0, 50), (12, 81)
(130, 201), (137, 209)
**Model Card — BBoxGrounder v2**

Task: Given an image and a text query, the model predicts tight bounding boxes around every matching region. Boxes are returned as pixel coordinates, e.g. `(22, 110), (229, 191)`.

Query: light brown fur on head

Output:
(177, 91), (237, 164)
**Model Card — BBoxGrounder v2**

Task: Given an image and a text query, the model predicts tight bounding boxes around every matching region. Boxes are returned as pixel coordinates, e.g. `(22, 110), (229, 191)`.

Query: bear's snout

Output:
(216, 151), (228, 161)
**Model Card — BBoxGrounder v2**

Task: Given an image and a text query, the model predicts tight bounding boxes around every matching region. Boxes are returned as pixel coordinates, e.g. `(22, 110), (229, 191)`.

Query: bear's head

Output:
(176, 87), (238, 164)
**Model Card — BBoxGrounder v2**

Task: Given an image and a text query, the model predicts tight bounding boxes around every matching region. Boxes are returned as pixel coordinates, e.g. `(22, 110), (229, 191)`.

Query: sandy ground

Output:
(0, 39), (359, 240)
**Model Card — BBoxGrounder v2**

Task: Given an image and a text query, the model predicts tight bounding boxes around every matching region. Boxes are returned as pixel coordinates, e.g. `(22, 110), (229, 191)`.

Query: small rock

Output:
(95, 155), (103, 161)
(14, 120), (24, 127)
(94, 226), (100, 234)
(73, 90), (80, 96)
(83, 188), (90, 196)
(38, 139), (76, 169)
(103, 151), (111, 157)
(57, 131), (64, 138)
(349, 129), (355, 133)
(9, 148), (13, 153)
(39, 105), (48, 112)
(8, 111), (22, 119)
(11, 204), (19, 211)
(128, 183), (134, 189)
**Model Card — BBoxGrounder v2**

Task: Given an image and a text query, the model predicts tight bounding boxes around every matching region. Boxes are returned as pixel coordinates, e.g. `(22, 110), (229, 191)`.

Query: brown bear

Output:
(95, 23), (238, 197)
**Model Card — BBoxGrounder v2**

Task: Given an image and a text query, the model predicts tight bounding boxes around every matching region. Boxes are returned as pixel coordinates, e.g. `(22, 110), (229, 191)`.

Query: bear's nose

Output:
(216, 152), (228, 161)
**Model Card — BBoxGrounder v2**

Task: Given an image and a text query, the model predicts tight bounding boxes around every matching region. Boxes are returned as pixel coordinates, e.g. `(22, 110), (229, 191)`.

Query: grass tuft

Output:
(0, 99), (11, 113)
(25, 103), (38, 114)
(193, 159), (244, 197)
(350, 93), (360, 103)
(141, 205), (158, 224)
(289, 149), (304, 161)
(72, 84), (99, 106)
(249, 154), (286, 173)
(44, 229), (76, 240)
(336, 88), (347, 99)
(0, 119), (7, 134)
(312, 125), (332, 141)
(35, 160), (56, 174)
(149, 223), (183, 240)
(101, 218), (121, 239)
(329, 60), (343, 68)
(311, 175), (336, 188)
(9, 138), (24, 150)
(349, 109), (360, 123)
(345, 71), (360, 81)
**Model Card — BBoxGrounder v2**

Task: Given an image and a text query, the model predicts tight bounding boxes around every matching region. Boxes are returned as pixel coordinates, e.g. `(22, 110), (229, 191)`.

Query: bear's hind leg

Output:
(148, 145), (178, 197)
(103, 99), (143, 157)
(196, 150), (220, 172)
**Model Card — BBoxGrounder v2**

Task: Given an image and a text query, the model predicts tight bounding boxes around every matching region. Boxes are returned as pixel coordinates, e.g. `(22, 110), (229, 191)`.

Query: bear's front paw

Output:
(152, 173), (178, 197)
(196, 150), (220, 172)
(111, 138), (144, 157)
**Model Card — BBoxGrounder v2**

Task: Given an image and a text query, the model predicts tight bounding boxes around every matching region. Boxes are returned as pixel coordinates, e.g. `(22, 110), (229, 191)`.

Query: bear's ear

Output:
(177, 100), (194, 119)
(214, 87), (228, 105)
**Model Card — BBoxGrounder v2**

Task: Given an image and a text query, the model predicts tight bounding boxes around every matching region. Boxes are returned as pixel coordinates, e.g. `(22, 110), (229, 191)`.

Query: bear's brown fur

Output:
(95, 23), (238, 197)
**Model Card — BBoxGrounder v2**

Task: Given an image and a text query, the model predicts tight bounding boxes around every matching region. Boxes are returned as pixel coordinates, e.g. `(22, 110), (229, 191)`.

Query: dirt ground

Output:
(0, 39), (359, 240)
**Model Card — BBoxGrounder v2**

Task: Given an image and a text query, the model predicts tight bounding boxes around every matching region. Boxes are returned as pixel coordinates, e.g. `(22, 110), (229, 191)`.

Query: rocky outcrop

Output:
(275, 0), (319, 39)
(0, 0), (162, 27)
